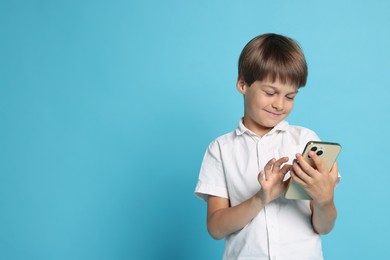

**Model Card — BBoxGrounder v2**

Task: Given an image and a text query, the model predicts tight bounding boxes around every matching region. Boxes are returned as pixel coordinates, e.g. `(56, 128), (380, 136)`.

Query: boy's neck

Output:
(242, 117), (274, 138)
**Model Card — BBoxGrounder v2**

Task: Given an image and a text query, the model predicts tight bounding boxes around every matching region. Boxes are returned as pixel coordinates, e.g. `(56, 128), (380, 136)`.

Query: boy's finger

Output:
(329, 162), (339, 181)
(296, 153), (316, 176)
(273, 157), (289, 171)
(258, 170), (266, 182)
(264, 158), (276, 171)
(282, 176), (292, 190)
(292, 159), (311, 184)
(308, 151), (326, 173)
(290, 169), (307, 187)
(280, 164), (292, 175)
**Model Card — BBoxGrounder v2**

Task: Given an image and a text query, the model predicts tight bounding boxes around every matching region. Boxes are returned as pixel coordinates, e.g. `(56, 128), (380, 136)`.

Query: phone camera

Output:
(308, 146), (324, 158)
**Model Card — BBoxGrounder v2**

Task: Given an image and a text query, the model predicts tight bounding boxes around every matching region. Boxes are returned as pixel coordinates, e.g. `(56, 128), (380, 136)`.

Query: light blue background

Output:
(1, 0), (389, 259)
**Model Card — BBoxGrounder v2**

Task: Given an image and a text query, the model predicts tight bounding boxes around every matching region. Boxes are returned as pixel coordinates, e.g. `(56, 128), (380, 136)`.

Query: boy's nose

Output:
(272, 98), (284, 111)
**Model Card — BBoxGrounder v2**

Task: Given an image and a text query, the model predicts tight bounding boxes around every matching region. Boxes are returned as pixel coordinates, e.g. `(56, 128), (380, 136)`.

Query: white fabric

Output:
(195, 119), (325, 260)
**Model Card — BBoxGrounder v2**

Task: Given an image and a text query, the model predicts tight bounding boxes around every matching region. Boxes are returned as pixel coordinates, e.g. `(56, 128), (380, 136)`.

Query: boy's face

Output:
(237, 78), (298, 137)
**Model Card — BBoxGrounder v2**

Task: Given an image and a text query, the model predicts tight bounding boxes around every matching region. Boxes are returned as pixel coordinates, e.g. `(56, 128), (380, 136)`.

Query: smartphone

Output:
(284, 141), (342, 200)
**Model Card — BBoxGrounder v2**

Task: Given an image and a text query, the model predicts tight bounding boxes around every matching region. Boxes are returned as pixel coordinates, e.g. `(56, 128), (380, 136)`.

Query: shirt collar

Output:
(235, 118), (289, 137)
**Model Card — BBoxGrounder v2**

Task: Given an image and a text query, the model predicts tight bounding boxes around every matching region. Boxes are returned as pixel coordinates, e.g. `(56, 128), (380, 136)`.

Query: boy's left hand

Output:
(291, 151), (339, 205)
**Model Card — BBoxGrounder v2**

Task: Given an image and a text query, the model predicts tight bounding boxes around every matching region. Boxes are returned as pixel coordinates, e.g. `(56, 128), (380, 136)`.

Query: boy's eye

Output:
(286, 95), (296, 100)
(265, 91), (275, 96)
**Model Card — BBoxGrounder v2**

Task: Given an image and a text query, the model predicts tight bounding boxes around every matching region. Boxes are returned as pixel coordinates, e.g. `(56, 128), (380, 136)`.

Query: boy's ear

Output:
(236, 78), (247, 94)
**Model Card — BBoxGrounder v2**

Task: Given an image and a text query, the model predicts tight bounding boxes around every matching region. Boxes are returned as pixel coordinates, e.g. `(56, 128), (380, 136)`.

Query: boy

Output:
(194, 33), (339, 260)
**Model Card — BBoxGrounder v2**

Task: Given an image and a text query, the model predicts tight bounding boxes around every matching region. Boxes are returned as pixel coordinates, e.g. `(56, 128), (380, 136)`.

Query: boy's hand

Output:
(257, 157), (291, 205)
(291, 151), (339, 206)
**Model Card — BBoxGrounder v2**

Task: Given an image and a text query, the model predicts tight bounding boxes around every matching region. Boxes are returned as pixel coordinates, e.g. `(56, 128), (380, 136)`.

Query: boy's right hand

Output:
(257, 157), (291, 205)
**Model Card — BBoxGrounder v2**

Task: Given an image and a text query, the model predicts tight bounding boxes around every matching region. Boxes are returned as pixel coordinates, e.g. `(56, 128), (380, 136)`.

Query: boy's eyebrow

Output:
(262, 84), (299, 95)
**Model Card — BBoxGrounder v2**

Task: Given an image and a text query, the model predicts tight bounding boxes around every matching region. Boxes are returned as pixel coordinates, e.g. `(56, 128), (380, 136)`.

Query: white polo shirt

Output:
(195, 119), (324, 260)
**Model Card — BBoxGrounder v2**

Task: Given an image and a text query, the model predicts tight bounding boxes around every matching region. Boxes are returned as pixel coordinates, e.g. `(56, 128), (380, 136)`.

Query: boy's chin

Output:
(262, 118), (284, 128)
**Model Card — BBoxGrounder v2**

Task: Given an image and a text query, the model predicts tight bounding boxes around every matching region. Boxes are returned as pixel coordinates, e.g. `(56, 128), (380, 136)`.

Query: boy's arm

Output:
(291, 152), (339, 234)
(310, 196), (337, 234)
(207, 157), (291, 240)
(207, 195), (264, 240)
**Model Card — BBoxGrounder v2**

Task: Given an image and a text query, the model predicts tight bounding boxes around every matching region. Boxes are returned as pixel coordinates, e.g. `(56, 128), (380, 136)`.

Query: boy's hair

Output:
(238, 33), (308, 88)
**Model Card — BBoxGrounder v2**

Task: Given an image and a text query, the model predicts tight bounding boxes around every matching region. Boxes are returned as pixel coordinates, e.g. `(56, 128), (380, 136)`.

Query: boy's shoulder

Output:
(210, 129), (237, 145)
(286, 123), (317, 135)
(203, 127), (241, 152)
(283, 123), (320, 144)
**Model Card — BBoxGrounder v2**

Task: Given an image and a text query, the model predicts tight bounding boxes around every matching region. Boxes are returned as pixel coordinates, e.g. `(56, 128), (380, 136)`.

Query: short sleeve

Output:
(194, 140), (229, 201)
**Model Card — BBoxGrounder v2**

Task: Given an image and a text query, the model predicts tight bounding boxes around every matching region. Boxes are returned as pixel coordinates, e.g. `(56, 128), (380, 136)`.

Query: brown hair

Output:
(238, 33), (308, 88)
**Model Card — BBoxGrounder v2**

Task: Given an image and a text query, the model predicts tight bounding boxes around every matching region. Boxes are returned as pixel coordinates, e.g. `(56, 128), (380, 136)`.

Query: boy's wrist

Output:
(256, 190), (270, 206)
(313, 195), (334, 209)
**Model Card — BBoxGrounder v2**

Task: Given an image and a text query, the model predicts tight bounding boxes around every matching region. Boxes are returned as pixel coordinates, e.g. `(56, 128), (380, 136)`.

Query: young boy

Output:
(195, 33), (339, 260)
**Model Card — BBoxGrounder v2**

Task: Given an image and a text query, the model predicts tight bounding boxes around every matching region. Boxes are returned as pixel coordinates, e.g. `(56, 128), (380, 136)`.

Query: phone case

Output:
(284, 141), (342, 200)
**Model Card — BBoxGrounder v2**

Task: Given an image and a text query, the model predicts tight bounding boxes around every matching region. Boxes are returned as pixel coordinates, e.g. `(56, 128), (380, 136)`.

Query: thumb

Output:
(329, 162), (339, 184)
(282, 176), (292, 190)
(258, 170), (266, 183)
(280, 164), (292, 175)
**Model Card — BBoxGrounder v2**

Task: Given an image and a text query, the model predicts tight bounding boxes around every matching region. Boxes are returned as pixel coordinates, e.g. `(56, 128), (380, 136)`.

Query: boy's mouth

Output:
(265, 110), (283, 117)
